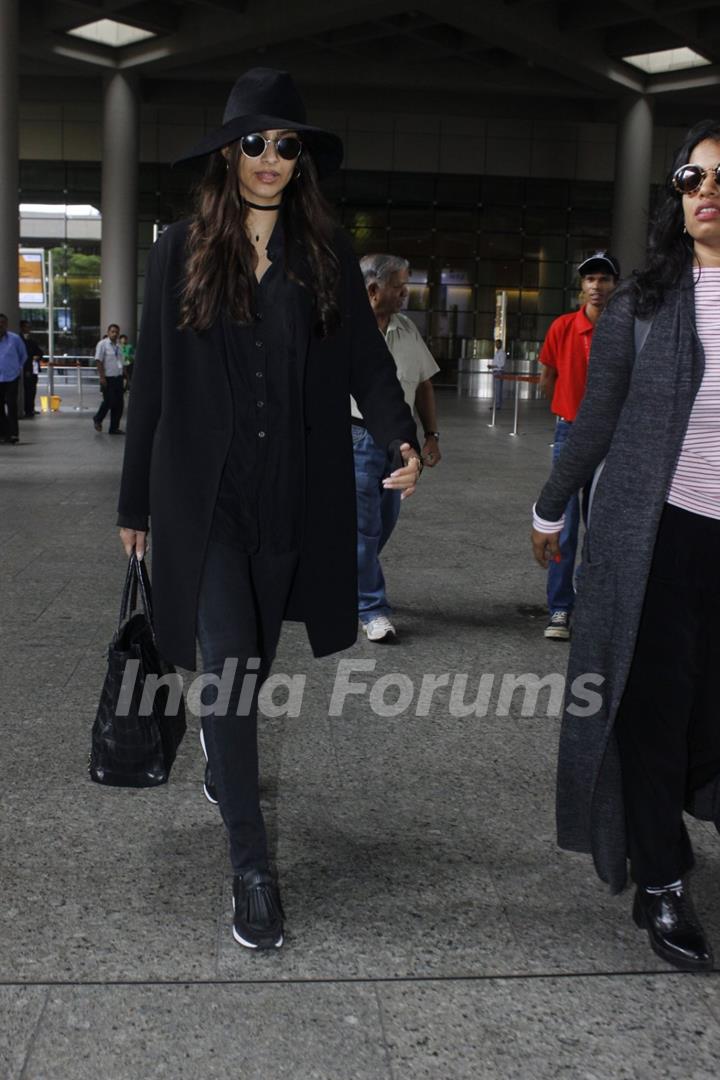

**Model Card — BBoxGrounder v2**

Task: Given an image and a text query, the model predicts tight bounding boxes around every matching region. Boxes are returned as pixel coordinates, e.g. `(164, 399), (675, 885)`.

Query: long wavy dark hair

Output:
(631, 117), (720, 316)
(179, 140), (340, 333)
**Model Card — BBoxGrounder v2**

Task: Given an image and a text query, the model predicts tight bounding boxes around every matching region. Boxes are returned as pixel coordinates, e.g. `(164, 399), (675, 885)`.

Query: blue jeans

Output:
(352, 425), (402, 623)
(546, 418), (581, 615)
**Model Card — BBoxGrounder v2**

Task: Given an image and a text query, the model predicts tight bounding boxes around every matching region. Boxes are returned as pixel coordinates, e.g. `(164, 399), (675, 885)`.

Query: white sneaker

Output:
(544, 611), (571, 640)
(362, 615), (397, 642)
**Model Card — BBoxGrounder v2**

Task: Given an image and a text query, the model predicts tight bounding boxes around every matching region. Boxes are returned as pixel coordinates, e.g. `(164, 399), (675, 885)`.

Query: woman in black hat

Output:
(117, 68), (422, 950)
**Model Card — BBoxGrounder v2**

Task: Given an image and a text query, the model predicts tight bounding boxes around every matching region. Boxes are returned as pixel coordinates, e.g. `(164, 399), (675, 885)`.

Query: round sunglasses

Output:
(672, 162), (720, 195)
(240, 133), (303, 161)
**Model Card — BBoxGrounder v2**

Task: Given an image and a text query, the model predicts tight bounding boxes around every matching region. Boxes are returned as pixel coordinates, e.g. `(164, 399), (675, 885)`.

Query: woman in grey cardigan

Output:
(532, 118), (720, 972)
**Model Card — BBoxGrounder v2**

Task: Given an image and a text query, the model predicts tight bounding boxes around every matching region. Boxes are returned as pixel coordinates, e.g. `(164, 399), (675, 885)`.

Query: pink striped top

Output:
(667, 267), (720, 519)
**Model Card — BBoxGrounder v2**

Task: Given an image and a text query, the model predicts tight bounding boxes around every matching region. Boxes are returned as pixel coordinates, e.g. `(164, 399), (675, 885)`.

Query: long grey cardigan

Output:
(536, 265), (720, 893)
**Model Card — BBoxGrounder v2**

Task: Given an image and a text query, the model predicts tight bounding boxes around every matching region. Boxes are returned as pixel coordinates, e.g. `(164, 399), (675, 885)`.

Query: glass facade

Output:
(19, 162), (104, 355)
(19, 159), (619, 376)
(324, 170), (615, 383)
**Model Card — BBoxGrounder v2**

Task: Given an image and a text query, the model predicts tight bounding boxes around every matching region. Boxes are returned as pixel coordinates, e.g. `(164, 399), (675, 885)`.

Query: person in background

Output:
(20, 320), (43, 418)
(119, 334), (135, 388)
(489, 337), (506, 411)
(531, 118), (720, 972)
(0, 314), (27, 445)
(537, 251), (619, 640)
(93, 323), (125, 434)
(351, 252), (441, 642)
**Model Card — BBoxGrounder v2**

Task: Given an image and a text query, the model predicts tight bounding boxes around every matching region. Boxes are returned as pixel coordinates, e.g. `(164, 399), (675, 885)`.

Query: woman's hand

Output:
(383, 443), (423, 501)
(119, 528), (147, 559)
(531, 527), (561, 569)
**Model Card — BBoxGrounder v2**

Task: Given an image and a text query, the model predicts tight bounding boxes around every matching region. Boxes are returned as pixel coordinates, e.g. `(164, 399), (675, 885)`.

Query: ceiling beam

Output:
(419, 0), (646, 95)
(647, 63), (720, 95)
(619, 0), (720, 66)
(184, 0), (251, 11)
(117, 0), (410, 72)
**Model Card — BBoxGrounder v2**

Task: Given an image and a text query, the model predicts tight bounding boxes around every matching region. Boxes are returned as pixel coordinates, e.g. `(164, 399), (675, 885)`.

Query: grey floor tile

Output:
(378, 974), (720, 1079)
(0, 781), (224, 981)
(216, 789), (522, 979)
(0, 987), (47, 1080)
(6, 399), (720, 1078)
(477, 755), (720, 974)
(23, 984), (390, 1080)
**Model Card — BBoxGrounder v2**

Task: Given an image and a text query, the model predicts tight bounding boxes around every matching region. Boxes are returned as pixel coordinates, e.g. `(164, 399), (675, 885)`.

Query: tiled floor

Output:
(2, 395), (719, 1079)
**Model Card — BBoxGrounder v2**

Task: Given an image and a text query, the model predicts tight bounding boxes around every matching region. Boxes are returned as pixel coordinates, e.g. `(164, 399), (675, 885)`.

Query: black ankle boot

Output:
(633, 882), (713, 971)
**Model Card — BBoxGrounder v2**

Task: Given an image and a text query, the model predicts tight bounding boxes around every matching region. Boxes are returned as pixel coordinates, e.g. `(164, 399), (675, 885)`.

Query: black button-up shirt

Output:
(210, 217), (309, 553)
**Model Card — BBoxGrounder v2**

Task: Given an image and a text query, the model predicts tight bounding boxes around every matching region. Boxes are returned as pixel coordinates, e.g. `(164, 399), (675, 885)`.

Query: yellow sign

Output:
(19, 249), (46, 306)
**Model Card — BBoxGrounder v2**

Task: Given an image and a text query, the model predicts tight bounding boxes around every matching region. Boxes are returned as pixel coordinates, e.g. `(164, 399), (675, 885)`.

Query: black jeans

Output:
(615, 503), (720, 887)
(0, 378), (19, 440)
(94, 375), (124, 432)
(196, 540), (299, 874)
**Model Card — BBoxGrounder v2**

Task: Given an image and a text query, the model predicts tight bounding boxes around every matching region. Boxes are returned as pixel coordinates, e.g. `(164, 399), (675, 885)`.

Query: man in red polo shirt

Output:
(538, 251), (620, 640)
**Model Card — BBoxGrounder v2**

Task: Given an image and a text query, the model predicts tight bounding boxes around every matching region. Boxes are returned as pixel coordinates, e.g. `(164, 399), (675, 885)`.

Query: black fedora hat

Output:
(174, 67), (343, 177)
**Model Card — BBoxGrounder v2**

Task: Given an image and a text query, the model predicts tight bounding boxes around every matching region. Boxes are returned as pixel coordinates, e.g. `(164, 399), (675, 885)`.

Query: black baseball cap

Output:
(578, 251), (620, 279)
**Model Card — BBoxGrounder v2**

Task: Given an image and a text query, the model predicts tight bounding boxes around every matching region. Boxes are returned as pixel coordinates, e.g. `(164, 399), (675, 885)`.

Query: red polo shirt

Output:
(539, 306), (595, 421)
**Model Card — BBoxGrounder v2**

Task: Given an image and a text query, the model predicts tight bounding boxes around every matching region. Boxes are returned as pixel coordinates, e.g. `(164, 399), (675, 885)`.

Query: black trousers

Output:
(196, 540), (299, 874)
(94, 375), (124, 432)
(23, 374), (38, 417)
(0, 378), (19, 440)
(615, 503), (720, 887)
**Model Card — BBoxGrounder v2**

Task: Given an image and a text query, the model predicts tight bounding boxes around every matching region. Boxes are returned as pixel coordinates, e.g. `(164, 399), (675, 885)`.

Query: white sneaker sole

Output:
(544, 628), (570, 640)
(231, 895), (283, 949)
(199, 728), (219, 805)
(232, 926), (284, 949)
(363, 625), (397, 642)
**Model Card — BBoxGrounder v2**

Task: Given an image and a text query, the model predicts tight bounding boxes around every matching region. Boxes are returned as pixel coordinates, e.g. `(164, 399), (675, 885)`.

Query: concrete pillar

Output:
(611, 95), (654, 279)
(0, 0), (19, 329)
(100, 72), (139, 341)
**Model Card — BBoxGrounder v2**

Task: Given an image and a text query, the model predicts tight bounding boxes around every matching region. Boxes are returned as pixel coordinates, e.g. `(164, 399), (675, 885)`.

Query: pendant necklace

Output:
(246, 199), (281, 242)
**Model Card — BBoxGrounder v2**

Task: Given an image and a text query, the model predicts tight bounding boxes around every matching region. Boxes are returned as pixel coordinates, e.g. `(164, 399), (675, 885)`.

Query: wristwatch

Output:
(424, 431), (440, 440)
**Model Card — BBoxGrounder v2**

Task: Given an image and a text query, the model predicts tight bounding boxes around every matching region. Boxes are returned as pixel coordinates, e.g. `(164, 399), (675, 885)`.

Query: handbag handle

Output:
(118, 556), (136, 629)
(117, 555), (155, 636)
(135, 555), (155, 627)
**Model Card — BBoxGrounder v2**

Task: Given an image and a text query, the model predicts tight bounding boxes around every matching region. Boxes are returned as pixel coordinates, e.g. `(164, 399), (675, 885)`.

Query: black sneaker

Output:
(232, 868), (284, 949)
(199, 728), (218, 805)
(544, 610), (570, 640)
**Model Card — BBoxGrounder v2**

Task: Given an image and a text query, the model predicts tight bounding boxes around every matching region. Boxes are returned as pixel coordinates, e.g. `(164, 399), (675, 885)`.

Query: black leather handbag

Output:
(89, 555), (186, 787)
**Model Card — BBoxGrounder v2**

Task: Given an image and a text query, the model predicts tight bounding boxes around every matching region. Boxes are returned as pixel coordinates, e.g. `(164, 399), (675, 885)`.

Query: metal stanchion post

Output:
(76, 363), (84, 411)
(509, 374), (520, 437)
(47, 250), (55, 399)
(487, 368), (497, 428)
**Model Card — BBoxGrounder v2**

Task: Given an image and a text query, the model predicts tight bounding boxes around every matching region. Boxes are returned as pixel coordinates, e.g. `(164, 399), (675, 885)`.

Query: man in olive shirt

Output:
(351, 253), (441, 642)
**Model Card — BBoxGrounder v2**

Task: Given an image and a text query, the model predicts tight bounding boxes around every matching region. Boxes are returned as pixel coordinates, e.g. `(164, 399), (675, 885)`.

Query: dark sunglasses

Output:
(240, 133), (303, 161)
(672, 162), (720, 195)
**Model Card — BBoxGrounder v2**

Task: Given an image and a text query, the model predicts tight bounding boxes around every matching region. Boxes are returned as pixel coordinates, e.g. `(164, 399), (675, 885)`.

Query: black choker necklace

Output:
(245, 200), (281, 210)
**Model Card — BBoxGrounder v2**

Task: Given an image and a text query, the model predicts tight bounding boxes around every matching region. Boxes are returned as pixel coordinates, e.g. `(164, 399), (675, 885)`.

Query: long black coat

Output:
(535, 269), (720, 892)
(117, 220), (418, 670)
